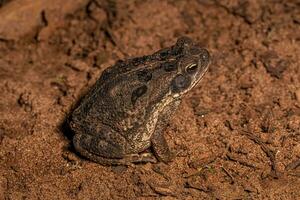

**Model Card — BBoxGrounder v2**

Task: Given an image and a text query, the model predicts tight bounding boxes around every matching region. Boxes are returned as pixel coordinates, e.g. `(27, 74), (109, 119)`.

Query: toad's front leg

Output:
(151, 131), (173, 163)
(150, 100), (181, 163)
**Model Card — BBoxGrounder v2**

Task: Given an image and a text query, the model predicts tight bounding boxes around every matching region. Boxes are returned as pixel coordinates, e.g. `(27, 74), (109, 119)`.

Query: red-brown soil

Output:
(0, 0), (299, 199)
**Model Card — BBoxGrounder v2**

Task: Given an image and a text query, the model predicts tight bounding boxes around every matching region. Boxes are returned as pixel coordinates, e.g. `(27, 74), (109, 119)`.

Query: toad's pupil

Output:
(186, 64), (198, 73)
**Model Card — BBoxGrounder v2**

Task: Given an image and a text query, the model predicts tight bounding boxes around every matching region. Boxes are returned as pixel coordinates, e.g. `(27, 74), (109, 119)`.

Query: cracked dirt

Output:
(0, 0), (299, 199)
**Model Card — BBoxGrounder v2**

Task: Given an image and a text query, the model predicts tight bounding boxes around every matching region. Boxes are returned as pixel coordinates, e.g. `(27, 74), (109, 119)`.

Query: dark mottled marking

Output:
(115, 59), (126, 66)
(163, 60), (178, 72)
(154, 48), (171, 60)
(131, 56), (148, 66)
(137, 69), (152, 82)
(170, 46), (183, 56)
(131, 85), (147, 105)
(159, 48), (170, 58)
(132, 59), (140, 66)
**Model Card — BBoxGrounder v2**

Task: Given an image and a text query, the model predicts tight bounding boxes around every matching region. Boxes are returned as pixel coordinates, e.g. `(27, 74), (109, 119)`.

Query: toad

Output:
(69, 37), (210, 165)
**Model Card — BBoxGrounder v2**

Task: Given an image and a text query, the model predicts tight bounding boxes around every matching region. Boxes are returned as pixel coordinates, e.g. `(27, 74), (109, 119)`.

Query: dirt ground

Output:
(0, 0), (299, 199)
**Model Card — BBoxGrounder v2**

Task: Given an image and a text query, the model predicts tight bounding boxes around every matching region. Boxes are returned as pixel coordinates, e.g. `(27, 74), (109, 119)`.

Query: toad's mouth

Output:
(189, 63), (210, 90)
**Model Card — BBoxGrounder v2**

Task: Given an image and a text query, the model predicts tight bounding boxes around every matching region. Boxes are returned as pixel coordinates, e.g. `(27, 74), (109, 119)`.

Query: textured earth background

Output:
(0, 0), (300, 199)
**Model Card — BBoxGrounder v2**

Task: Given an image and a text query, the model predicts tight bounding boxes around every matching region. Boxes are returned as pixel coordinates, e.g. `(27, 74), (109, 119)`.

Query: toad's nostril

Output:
(201, 49), (210, 62)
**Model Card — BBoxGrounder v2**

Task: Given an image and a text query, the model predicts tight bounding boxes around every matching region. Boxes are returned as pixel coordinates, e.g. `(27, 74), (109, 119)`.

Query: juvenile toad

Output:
(69, 37), (210, 165)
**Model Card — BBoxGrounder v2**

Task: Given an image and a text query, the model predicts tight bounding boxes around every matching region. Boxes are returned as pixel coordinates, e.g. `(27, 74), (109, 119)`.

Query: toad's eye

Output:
(186, 63), (198, 74)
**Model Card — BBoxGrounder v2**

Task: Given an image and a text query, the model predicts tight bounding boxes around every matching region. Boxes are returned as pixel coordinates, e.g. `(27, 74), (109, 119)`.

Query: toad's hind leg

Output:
(73, 134), (157, 165)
